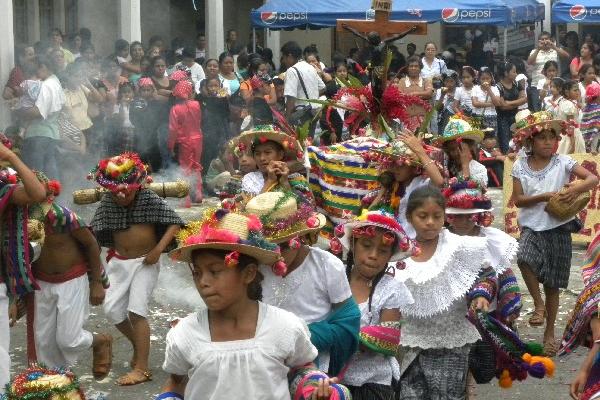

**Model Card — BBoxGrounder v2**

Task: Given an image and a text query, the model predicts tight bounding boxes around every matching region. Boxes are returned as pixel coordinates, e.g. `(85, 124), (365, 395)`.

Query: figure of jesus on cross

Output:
(337, 0), (426, 98)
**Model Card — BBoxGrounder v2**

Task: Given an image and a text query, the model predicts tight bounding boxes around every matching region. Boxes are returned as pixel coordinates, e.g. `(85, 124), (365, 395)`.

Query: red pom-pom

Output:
(288, 237), (302, 249)
(8, 175), (17, 184)
(306, 216), (320, 229)
(329, 237), (343, 254)
(259, 136), (268, 144)
(98, 159), (109, 171)
(224, 251), (240, 268)
(111, 170), (120, 178)
(272, 260), (287, 276)
(47, 180), (61, 196)
(334, 224), (345, 238)
(246, 214), (263, 232)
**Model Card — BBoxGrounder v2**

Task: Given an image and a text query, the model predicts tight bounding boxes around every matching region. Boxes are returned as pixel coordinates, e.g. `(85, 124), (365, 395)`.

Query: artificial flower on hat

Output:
(512, 110), (572, 149)
(362, 137), (442, 172)
(586, 81), (600, 103)
(3, 363), (86, 399)
(244, 191), (326, 244)
(436, 114), (485, 144)
(170, 208), (285, 274)
(88, 152), (152, 194)
(443, 177), (494, 227)
(331, 208), (419, 262)
(229, 125), (304, 162)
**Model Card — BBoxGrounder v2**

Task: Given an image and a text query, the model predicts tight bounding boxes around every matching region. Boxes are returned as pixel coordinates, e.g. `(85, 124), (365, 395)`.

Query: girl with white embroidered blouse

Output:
(396, 186), (493, 400)
(336, 209), (416, 399)
(160, 210), (340, 400)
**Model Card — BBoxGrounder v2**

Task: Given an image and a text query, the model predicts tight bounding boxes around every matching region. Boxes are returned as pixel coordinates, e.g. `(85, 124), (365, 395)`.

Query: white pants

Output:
(0, 283), (10, 395)
(103, 255), (159, 324)
(34, 275), (94, 368)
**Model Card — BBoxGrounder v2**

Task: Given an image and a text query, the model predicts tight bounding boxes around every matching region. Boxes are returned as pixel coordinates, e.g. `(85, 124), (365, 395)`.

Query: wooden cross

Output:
(336, 0), (427, 40)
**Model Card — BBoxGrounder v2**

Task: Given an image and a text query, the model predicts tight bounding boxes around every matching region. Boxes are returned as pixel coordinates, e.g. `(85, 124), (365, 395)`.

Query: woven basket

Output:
(545, 189), (590, 221)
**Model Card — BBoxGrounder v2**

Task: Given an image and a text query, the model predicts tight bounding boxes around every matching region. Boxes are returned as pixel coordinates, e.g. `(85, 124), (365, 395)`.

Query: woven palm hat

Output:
(443, 177), (493, 215)
(334, 209), (417, 262)
(245, 191), (326, 244)
(170, 208), (280, 264)
(229, 125), (303, 161)
(436, 117), (484, 144)
(512, 110), (568, 148)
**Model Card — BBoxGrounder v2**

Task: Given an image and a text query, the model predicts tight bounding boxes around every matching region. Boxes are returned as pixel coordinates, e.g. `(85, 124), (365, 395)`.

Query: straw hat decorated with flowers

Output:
(244, 191), (326, 245)
(362, 138), (441, 172)
(436, 114), (485, 144)
(4, 364), (86, 400)
(512, 110), (573, 149)
(330, 208), (419, 262)
(170, 208), (288, 275)
(443, 177), (494, 227)
(88, 152), (152, 195)
(229, 125), (303, 162)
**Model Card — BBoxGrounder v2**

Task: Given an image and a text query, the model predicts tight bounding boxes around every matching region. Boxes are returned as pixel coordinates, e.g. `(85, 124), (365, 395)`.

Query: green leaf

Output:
(379, 115), (396, 141)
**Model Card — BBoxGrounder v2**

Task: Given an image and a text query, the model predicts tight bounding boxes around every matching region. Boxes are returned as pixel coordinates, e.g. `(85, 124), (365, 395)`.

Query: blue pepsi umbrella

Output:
(552, 0), (600, 23)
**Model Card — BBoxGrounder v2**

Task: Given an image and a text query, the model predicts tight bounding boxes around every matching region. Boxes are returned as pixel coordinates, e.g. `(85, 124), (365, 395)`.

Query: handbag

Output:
(289, 66), (315, 127)
(545, 188), (591, 221)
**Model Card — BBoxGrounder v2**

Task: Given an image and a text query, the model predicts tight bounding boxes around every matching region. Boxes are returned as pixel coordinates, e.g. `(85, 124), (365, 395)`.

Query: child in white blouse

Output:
(452, 66), (477, 115)
(161, 210), (341, 400)
(396, 186), (493, 400)
(511, 111), (597, 356)
(337, 209), (416, 399)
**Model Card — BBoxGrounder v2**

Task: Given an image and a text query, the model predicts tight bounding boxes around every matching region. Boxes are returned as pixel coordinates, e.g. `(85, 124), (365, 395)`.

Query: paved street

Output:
(7, 189), (591, 399)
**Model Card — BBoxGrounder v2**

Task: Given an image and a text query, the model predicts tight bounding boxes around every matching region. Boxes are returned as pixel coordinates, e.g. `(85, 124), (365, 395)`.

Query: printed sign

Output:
(503, 155), (600, 244)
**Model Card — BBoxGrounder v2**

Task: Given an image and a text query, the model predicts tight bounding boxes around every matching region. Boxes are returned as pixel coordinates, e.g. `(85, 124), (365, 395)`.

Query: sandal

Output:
(92, 334), (113, 380)
(528, 308), (546, 327)
(116, 369), (153, 386)
(543, 338), (559, 357)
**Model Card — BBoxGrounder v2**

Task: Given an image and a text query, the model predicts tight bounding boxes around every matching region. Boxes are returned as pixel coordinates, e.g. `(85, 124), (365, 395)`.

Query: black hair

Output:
(540, 31), (551, 39)
(204, 58), (219, 68)
(150, 55), (167, 68)
(229, 94), (245, 107)
(251, 139), (284, 155)
(443, 69), (459, 83)
(349, 47), (359, 58)
(344, 231), (397, 312)
(407, 42), (416, 50)
(461, 66), (477, 80)
(406, 55), (422, 69)
(79, 27), (91, 42)
(179, 47), (194, 60)
(36, 55), (57, 74)
(80, 42), (95, 55)
(562, 79), (579, 97)
(497, 60), (516, 79)
(483, 132), (497, 141)
(272, 77), (284, 86)
(303, 44), (319, 58)
(479, 67), (494, 83)
(14, 44), (33, 66)
(542, 60), (559, 75)
(261, 47), (274, 61)
(551, 77), (565, 94)
(196, 32), (205, 39)
(280, 41), (302, 60)
(218, 52), (234, 65)
(424, 41), (437, 51)
(149, 35), (164, 47)
(115, 38), (129, 53)
(237, 52), (250, 69)
(248, 57), (267, 77)
(129, 41), (143, 56)
(580, 63), (595, 81)
(508, 56), (526, 75)
(191, 249), (263, 301)
(49, 28), (63, 38)
(117, 81), (134, 100)
(406, 185), (446, 218)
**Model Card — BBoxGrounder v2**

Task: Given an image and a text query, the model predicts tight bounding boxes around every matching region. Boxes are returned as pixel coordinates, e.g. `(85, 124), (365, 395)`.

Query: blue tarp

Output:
(251, 0), (544, 29)
(552, 0), (600, 23)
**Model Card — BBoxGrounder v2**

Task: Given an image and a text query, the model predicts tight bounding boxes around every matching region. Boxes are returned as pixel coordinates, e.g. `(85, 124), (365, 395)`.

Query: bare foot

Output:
(116, 369), (152, 386)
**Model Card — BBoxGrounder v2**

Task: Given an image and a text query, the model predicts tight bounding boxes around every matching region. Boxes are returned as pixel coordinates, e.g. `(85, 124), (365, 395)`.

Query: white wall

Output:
(281, 28), (333, 65)
(77, 0), (118, 56)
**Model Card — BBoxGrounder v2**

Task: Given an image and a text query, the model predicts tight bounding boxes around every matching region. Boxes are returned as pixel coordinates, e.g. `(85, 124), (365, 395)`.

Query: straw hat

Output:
(245, 191), (326, 243)
(229, 125), (303, 161)
(510, 109), (531, 132)
(333, 209), (418, 262)
(363, 139), (442, 172)
(436, 117), (484, 144)
(512, 110), (570, 148)
(88, 152), (151, 193)
(443, 177), (493, 215)
(170, 208), (280, 265)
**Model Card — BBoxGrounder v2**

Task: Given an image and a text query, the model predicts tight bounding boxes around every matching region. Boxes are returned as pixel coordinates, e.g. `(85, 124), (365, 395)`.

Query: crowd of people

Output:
(2, 24), (600, 400)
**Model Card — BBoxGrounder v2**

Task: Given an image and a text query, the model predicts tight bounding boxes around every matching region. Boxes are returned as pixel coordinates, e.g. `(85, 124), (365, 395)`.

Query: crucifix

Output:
(337, 0), (427, 98)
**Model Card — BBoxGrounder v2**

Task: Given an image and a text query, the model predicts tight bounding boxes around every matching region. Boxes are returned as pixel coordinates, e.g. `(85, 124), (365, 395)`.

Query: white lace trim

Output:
(395, 229), (489, 318)
(479, 226), (518, 274)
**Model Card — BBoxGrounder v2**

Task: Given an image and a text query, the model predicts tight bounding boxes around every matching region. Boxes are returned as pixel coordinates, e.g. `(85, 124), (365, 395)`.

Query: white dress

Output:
(163, 302), (317, 400)
(261, 247), (352, 371)
(342, 275), (414, 387)
(395, 230), (489, 355)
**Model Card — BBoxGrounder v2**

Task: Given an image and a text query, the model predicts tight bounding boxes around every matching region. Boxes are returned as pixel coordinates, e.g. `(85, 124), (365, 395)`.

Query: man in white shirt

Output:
(527, 31), (570, 87)
(175, 48), (205, 87)
(281, 41), (325, 120)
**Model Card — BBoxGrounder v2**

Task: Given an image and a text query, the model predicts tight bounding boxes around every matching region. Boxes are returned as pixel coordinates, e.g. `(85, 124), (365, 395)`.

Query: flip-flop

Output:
(116, 369), (153, 386)
(92, 334), (113, 379)
(528, 308), (546, 327)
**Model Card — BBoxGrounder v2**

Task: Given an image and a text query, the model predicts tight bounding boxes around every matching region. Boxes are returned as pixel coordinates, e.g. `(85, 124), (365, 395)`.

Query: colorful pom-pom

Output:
(272, 259), (287, 276)
(224, 251), (239, 268)
(499, 369), (513, 389)
(329, 237), (342, 254)
(246, 214), (263, 232)
(288, 237), (302, 250)
(306, 216), (320, 229)
(525, 342), (544, 356)
(334, 224), (345, 238)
